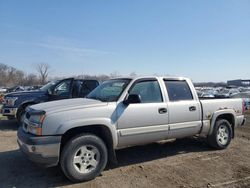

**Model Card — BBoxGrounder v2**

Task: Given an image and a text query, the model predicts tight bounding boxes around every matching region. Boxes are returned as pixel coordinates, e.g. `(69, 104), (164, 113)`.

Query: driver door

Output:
(117, 79), (169, 148)
(48, 78), (74, 101)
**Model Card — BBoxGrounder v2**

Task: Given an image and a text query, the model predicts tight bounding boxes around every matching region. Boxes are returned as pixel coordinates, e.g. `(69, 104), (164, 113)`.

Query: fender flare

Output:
(208, 109), (236, 136)
(16, 100), (38, 116)
(56, 118), (118, 149)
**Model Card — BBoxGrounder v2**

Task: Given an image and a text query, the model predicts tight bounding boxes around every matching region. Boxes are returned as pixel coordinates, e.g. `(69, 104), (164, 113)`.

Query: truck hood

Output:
(5, 90), (46, 97)
(30, 98), (107, 114)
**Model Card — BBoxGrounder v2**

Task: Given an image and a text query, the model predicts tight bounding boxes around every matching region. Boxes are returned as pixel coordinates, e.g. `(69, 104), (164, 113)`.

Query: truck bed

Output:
(200, 98), (243, 117)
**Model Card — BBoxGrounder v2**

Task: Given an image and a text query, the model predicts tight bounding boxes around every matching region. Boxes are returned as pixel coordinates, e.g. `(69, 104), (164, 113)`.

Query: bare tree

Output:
(35, 63), (50, 84)
(24, 73), (39, 86)
(14, 70), (25, 85)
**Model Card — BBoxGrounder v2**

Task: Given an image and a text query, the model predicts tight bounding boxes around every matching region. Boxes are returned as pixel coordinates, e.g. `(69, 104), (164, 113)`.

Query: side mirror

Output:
(123, 94), (141, 105)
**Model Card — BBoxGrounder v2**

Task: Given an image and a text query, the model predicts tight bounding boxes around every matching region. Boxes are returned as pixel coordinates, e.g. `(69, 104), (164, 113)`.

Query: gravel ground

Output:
(0, 112), (250, 188)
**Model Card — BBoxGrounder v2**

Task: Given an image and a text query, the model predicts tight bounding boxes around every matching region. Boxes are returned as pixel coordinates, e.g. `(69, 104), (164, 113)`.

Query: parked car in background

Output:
(1, 78), (99, 122)
(6, 86), (25, 93)
(238, 87), (250, 92)
(0, 87), (7, 94)
(244, 98), (250, 110)
(199, 89), (219, 98)
(17, 76), (245, 182)
(200, 93), (215, 98)
(215, 88), (240, 98)
(26, 85), (43, 91)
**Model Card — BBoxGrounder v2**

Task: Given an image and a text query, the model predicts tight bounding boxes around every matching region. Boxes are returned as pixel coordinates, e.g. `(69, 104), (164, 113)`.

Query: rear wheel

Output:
(208, 119), (232, 149)
(60, 134), (108, 182)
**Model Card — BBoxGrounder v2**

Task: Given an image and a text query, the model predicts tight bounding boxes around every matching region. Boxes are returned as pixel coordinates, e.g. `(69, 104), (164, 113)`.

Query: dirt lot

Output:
(0, 113), (250, 188)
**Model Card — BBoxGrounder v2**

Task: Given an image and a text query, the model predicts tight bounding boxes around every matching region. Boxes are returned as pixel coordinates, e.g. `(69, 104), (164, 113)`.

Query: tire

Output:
(207, 119), (232, 150)
(17, 104), (32, 124)
(60, 134), (108, 182)
(17, 107), (26, 124)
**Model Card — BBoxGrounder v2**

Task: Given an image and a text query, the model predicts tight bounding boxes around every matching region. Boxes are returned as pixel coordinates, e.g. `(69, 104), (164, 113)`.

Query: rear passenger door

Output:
(164, 80), (202, 139)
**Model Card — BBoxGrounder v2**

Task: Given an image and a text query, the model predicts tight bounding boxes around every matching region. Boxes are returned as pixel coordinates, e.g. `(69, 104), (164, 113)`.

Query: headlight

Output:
(29, 114), (46, 125)
(25, 110), (46, 135)
(27, 124), (43, 135)
(4, 97), (18, 106)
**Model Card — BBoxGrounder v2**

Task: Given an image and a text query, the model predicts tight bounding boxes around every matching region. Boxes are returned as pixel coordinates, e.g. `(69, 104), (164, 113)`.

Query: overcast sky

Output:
(0, 0), (249, 82)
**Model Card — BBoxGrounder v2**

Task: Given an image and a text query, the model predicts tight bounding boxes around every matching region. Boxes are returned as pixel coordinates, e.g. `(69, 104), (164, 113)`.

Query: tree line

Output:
(0, 63), (137, 87)
(0, 63), (35, 87)
(0, 63), (228, 88)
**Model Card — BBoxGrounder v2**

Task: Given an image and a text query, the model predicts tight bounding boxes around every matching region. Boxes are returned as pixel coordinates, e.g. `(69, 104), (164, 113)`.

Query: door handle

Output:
(158, 108), (167, 114)
(189, 106), (196, 111)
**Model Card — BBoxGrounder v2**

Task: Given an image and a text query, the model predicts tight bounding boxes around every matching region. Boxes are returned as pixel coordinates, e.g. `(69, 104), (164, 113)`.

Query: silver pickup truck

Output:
(17, 76), (246, 182)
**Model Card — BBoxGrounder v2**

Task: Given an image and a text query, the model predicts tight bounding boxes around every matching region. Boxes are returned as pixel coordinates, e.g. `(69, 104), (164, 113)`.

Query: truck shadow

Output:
(114, 137), (211, 168)
(0, 137), (212, 187)
(0, 119), (19, 131)
(0, 149), (66, 188)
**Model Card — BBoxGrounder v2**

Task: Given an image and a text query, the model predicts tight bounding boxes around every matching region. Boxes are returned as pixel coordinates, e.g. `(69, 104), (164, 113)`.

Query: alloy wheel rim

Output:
(73, 145), (100, 174)
(217, 124), (229, 145)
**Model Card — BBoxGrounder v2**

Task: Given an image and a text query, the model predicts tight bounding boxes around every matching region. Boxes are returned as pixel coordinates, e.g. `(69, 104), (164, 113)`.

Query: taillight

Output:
(242, 99), (245, 114)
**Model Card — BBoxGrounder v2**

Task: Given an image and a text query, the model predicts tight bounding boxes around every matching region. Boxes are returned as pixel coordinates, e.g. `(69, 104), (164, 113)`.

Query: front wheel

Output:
(17, 108), (26, 124)
(207, 119), (232, 149)
(17, 104), (33, 124)
(60, 134), (108, 182)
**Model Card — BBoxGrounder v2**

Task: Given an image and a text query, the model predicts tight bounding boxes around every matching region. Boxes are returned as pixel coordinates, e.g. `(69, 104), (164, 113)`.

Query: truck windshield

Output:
(86, 79), (131, 102)
(39, 80), (59, 92)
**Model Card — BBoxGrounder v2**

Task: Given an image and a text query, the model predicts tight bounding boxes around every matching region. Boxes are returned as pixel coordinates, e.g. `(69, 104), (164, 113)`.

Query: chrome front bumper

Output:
(2, 107), (17, 117)
(17, 127), (61, 167)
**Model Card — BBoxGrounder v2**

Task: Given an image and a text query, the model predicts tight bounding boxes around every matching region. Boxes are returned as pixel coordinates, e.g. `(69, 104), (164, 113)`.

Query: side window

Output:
(72, 80), (81, 98)
(80, 81), (99, 97)
(164, 80), (193, 101)
(53, 80), (71, 97)
(129, 80), (163, 103)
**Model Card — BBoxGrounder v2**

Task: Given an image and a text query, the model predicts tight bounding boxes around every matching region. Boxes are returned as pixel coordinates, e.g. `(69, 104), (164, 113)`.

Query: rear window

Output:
(164, 80), (193, 101)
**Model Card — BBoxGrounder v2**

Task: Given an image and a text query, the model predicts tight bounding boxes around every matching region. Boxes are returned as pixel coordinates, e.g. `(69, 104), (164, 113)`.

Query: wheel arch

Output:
(209, 110), (236, 138)
(60, 124), (117, 165)
(17, 101), (37, 117)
